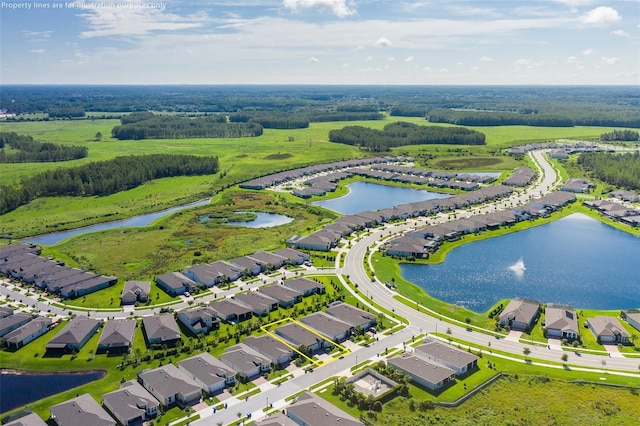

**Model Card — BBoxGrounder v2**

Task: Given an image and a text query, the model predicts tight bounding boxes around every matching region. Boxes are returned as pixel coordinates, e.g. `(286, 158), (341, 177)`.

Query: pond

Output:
(200, 212), (294, 228)
(400, 213), (640, 312)
(0, 369), (105, 413)
(312, 181), (450, 215)
(24, 199), (210, 246)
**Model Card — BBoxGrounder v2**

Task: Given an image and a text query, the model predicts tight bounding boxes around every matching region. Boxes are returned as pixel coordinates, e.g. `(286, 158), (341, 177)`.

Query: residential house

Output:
(610, 190), (640, 202)
(325, 302), (377, 330)
(4, 412), (48, 426)
(275, 323), (327, 353)
(209, 298), (252, 323)
(229, 256), (264, 276)
(46, 316), (101, 352)
(0, 306), (13, 319)
(387, 353), (456, 391)
(243, 335), (293, 367)
(178, 352), (236, 395)
(138, 364), (201, 408)
(177, 306), (220, 335)
(50, 393), (115, 426)
(282, 277), (325, 296)
(142, 314), (181, 346)
(621, 310), (640, 332)
(233, 291), (278, 316)
(247, 251), (288, 269)
(219, 343), (271, 380)
(3, 317), (52, 350)
(299, 312), (352, 343)
(121, 281), (150, 305)
(155, 272), (197, 296)
(498, 299), (540, 331)
(414, 339), (478, 375)
(587, 316), (630, 344)
(272, 248), (310, 265)
(0, 313), (32, 338)
(97, 319), (136, 352)
(59, 275), (117, 299)
(254, 413), (298, 426)
(286, 392), (363, 426)
(560, 178), (594, 193)
(102, 380), (159, 426)
(289, 229), (341, 252)
(259, 284), (303, 308)
(545, 305), (579, 340)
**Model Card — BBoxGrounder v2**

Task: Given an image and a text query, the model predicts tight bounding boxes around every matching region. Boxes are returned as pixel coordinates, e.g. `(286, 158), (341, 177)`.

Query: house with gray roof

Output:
(210, 298), (252, 323)
(587, 316), (630, 344)
(98, 319), (136, 352)
(259, 284), (303, 308)
(3, 317), (52, 350)
(299, 312), (352, 343)
(414, 339), (479, 375)
(325, 302), (377, 330)
(121, 281), (150, 305)
(142, 314), (181, 346)
(289, 230), (341, 252)
(0, 306), (13, 319)
(102, 380), (159, 426)
(272, 248), (309, 265)
(610, 189), (640, 202)
(502, 167), (535, 187)
(282, 277), (325, 296)
(247, 251), (288, 269)
(560, 178), (594, 193)
(275, 323), (327, 353)
(138, 364), (201, 408)
(0, 313), (32, 338)
(621, 310), (640, 332)
(498, 299), (540, 331)
(255, 412), (298, 426)
(50, 393), (115, 426)
(155, 272), (197, 296)
(234, 291), (278, 316)
(4, 412), (48, 426)
(229, 256), (264, 276)
(387, 353), (456, 391)
(286, 392), (363, 426)
(243, 334), (293, 367)
(178, 352), (235, 394)
(177, 306), (220, 335)
(181, 263), (224, 287)
(46, 316), (101, 352)
(59, 275), (117, 299)
(219, 343), (271, 380)
(545, 305), (579, 340)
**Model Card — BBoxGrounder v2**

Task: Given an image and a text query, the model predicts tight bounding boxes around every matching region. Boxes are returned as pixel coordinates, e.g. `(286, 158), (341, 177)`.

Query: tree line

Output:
(577, 152), (640, 191)
(0, 132), (88, 163)
(228, 110), (385, 129)
(600, 130), (639, 141)
(0, 154), (219, 215)
(328, 121), (486, 151)
(111, 114), (263, 140)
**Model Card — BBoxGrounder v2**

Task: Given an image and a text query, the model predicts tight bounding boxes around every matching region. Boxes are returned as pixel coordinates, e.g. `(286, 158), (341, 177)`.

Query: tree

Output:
(523, 347), (531, 359)
(94, 132), (102, 141)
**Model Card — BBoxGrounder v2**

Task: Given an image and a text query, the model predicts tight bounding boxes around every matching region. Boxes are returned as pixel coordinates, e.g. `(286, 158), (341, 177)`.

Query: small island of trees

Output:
(0, 132), (88, 163)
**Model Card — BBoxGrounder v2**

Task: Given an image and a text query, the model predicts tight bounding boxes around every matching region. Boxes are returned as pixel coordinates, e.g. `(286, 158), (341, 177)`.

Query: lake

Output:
(200, 212), (294, 228)
(0, 369), (105, 413)
(312, 181), (450, 215)
(400, 213), (640, 312)
(24, 199), (210, 246)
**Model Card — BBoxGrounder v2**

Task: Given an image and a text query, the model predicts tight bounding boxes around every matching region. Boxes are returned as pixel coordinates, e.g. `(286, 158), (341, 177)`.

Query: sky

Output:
(1, 0), (639, 85)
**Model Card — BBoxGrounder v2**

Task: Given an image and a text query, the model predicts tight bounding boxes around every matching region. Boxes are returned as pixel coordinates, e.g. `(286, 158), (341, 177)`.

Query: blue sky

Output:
(1, 0), (638, 84)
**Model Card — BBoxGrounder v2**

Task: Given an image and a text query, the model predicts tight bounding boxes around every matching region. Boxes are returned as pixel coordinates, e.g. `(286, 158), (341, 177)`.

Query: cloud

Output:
(582, 48), (593, 55)
(404, 56), (414, 62)
(23, 30), (53, 42)
(515, 58), (531, 66)
(387, 56), (396, 61)
(601, 56), (621, 65)
(610, 29), (629, 37)
(308, 56), (319, 63)
(375, 37), (391, 47)
(283, 0), (355, 18)
(30, 49), (46, 54)
(479, 56), (493, 62)
(566, 56), (580, 64)
(581, 7), (621, 27)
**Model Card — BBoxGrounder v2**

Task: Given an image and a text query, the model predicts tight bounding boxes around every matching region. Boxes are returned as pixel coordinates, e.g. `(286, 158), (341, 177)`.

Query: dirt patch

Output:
(264, 153), (293, 160)
(432, 157), (503, 169)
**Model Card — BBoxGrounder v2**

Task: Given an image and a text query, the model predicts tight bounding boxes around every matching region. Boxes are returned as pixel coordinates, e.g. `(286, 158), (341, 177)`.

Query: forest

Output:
(0, 132), (88, 163)
(577, 152), (640, 191)
(228, 110), (384, 129)
(600, 130), (639, 141)
(328, 121), (485, 151)
(111, 114), (263, 140)
(0, 154), (219, 215)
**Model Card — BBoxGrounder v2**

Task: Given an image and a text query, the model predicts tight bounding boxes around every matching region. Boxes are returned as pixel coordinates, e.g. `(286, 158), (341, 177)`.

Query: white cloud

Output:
(23, 30), (53, 42)
(479, 56), (493, 62)
(365, 55), (373, 62)
(554, 0), (595, 6)
(422, 66), (433, 71)
(283, 0), (355, 18)
(308, 56), (319, 63)
(601, 56), (621, 65)
(387, 56), (396, 61)
(30, 49), (46, 54)
(611, 29), (629, 37)
(515, 58), (531, 66)
(404, 56), (414, 62)
(582, 48), (594, 55)
(375, 37), (391, 47)
(566, 56), (580, 64)
(581, 7), (621, 27)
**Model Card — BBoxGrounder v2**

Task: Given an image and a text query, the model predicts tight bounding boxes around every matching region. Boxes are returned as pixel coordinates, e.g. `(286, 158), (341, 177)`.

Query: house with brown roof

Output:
(587, 316), (630, 344)
(387, 353), (456, 391)
(50, 393), (115, 426)
(545, 305), (579, 340)
(414, 339), (478, 375)
(498, 299), (540, 331)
